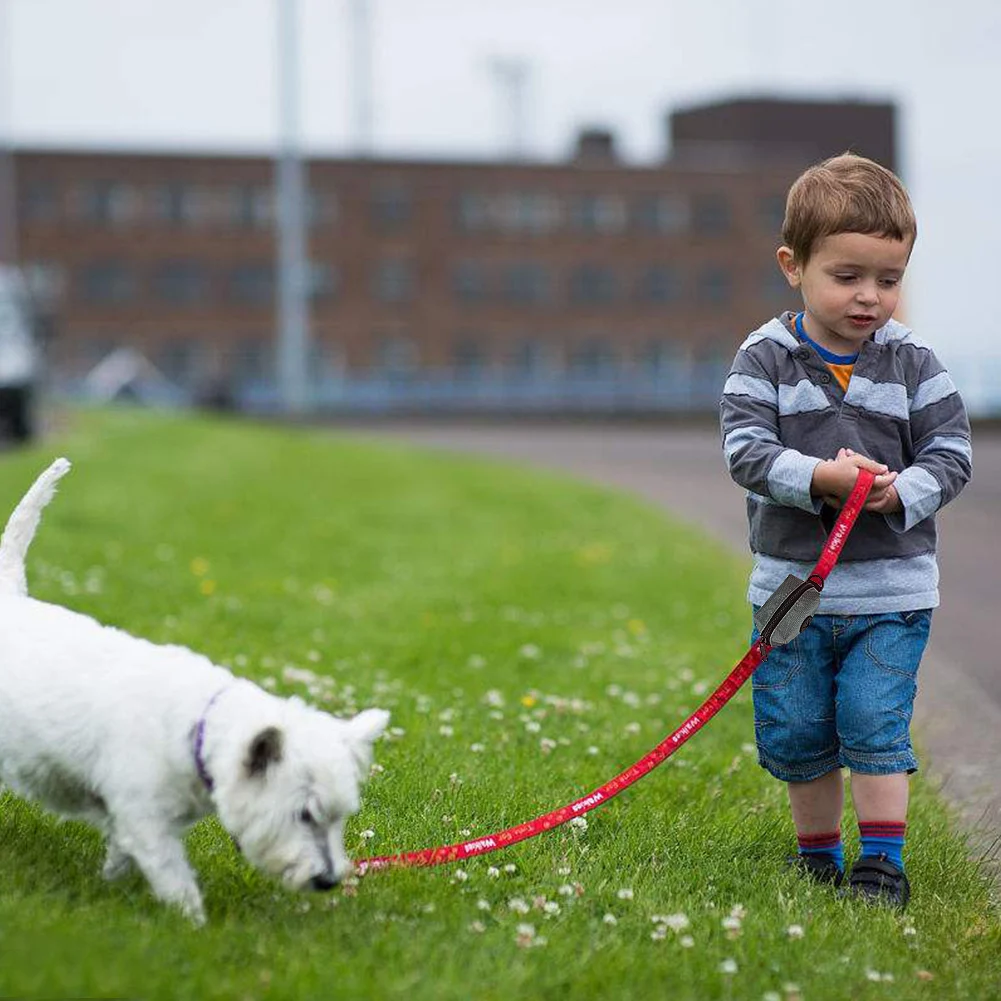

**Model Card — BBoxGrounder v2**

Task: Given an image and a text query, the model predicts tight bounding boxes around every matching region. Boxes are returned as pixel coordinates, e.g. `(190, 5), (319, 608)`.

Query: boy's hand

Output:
(813, 447), (898, 509)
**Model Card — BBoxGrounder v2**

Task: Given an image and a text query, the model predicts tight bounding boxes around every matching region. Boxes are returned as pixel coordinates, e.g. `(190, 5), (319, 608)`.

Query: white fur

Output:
(0, 459), (389, 923)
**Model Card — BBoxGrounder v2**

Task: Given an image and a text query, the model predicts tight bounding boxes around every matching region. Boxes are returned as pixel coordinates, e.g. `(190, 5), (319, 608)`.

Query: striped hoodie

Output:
(720, 311), (972, 614)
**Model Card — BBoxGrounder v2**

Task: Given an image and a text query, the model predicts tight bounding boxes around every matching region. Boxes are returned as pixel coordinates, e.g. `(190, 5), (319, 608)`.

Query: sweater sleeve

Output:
(885, 349), (973, 533)
(719, 345), (824, 514)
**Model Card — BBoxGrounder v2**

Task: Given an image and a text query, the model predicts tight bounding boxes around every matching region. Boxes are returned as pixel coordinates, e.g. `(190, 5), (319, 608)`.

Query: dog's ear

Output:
(246, 726), (284, 777)
(348, 708), (390, 746)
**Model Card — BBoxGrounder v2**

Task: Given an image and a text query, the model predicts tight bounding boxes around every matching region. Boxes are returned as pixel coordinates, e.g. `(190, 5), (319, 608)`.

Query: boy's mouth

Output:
(848, 314), (876, 327)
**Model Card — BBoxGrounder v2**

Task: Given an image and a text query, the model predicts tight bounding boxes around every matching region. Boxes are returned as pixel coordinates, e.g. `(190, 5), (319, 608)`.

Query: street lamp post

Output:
(275, 0), (310, 415)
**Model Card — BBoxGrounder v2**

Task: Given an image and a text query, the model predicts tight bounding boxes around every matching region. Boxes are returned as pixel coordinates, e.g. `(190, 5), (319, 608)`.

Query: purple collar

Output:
(193, 687), (230, 792)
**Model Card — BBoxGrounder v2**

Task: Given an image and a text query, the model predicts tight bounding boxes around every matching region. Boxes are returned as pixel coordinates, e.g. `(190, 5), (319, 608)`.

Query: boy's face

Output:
(776, 232), (912, 355)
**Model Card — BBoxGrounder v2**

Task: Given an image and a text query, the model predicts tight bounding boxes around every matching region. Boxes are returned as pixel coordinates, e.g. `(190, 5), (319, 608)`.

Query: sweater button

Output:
(818, 373), (831, 384)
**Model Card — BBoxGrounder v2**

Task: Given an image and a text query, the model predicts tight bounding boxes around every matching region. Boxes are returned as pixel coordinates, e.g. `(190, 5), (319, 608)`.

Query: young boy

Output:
(719, 153), (972, 908)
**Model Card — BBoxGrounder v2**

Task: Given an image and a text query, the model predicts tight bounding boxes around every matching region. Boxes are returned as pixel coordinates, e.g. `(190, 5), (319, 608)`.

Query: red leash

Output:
(357, 470), (875, 874)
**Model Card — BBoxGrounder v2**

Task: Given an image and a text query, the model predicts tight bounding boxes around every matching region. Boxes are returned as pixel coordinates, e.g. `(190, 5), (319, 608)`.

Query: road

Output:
(346, 419), (1001, 875)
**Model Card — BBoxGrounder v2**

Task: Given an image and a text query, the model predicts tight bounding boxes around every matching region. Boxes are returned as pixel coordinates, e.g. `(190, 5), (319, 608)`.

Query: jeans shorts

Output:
(749, 608), (933, 783)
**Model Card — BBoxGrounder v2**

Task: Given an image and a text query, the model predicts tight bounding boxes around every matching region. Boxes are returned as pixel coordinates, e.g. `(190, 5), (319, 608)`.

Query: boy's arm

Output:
(720, 348), (824, 513)
(886, 350), (973, 533)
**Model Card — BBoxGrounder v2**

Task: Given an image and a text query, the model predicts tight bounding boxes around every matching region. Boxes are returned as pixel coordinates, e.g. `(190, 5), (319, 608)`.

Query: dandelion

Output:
(520, 695), (537, 708)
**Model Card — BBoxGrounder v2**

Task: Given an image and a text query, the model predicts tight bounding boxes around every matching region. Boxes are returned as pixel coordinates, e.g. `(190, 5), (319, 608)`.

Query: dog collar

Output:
(193, 686), (231, 793)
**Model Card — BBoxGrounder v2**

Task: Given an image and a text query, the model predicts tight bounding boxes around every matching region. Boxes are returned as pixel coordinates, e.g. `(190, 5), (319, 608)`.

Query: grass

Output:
(0, 407), (998, 1001)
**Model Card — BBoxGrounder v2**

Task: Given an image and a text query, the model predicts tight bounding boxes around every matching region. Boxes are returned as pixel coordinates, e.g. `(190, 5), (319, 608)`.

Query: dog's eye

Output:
(299, 807), (315, 825)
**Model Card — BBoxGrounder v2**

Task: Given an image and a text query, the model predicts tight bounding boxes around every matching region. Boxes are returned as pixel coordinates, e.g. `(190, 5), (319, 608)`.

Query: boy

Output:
(719, 153), (972, 908)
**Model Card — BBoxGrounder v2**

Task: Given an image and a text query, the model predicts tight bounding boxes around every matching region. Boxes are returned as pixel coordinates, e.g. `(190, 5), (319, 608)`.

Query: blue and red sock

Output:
(797, 829), (845, 872)
(859, 821), (906, 870)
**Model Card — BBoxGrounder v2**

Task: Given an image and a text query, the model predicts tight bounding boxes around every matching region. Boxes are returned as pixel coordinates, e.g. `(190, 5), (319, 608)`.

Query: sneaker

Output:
(785, 853), (844, 887)
(842, 854), (910, 909)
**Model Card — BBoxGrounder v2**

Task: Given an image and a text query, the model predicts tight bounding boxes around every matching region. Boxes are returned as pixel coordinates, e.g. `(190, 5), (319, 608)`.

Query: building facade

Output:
(12, 97), (896, 412)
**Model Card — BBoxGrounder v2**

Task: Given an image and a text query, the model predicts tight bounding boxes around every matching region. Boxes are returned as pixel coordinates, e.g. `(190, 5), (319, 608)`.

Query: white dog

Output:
(0, 458), (389, 923)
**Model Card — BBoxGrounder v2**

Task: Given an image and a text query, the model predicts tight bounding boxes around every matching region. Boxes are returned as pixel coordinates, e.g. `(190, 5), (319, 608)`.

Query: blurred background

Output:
(1, 0), (999, 439)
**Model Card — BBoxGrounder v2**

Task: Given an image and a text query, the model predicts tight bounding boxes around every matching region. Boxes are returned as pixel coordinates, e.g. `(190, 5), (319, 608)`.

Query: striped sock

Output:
(859, 821), (906, 871)
(797, 829), (844, 872)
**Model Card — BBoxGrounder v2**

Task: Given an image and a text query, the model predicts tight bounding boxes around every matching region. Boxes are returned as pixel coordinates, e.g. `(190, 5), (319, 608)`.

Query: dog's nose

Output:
(310, 873), (340, 891)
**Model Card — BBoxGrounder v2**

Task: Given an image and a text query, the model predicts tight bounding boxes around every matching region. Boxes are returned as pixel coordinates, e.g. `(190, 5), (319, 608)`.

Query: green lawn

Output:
(1, 408), (998, 1001)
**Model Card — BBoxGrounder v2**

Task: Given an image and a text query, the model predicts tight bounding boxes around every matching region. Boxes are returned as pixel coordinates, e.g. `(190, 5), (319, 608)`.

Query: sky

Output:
(3, 0), (1000, 400)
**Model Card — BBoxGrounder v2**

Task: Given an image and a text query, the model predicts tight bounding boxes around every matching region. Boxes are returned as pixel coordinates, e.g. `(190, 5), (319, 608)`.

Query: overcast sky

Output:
(3, 0), (1000, 398)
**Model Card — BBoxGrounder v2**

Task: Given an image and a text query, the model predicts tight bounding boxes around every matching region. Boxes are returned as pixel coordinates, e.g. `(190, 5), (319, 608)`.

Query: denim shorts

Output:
(749, 608), (933, 782)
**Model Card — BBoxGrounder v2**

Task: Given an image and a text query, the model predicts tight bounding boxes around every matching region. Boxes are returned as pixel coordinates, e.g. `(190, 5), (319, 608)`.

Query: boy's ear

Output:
(776, 246), (801, 288)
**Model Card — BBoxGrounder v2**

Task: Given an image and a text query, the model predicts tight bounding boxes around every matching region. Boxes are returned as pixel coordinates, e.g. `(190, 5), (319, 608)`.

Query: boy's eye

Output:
(879, 277), (900, 288)
(834, 274), (857, 283)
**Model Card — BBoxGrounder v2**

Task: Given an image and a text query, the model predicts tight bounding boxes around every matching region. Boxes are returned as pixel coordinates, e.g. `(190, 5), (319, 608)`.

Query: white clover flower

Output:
(557, 866), (571, 876)
(719, 959), (738, 975)
(663, 913), (690, 931)
(651, 926), (667, 941)
(603, 913), (618, 925)
(540, 738), (557, 753)
(616, 888), (634, 901)
(503, 864), (518, 874)
(516, 922), (536, 937)
(454, 869), (469, 882)
(477, 899), (491, 911)
(558, 884), (575, 897)
(439, 725), (454, 737)
(467, 655), (486, 669)
(359, 829), (375, 840)
(786, 924), (805, 939)
(543, 901), (560, 916)
(487, 867), (500, 878)
(470, 743), (486, 753)
(525, 720), (542, 733)
(519, 644), (541, 660)
(624, 721), (641, 734)
(569, 817), (588, 832)
(722, 916), (742, 932)
(679, 935), (695, 948)
(508, 898), (531, 914)
(468, 920), (486, 933)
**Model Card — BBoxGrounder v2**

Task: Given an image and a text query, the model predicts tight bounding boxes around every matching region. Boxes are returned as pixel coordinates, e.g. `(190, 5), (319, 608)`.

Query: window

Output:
(453, 261), (490, 303)
(373, 259), (414, 304)
(455, 192), (489, 232)
(692, 194), (731, 235)
(153, 260), (210, 306)
(371, 182), (411, 228)
(375, 336), (418, 375)
(21, 182), (60, 223)
(228, 186), (274, 229)
(569, 339), (616, 375)
(571, 194), (627, 234)
(154, 183), (199, 226)
(157, 340), (200, 386)
(80, 181), (138, 226)
(638, 341), (686, 375)
(697, 266), (732, 305)
(80, 262), (135, 304)
(633, 194), (689, 234)
(569, 265), (617, 305)
(636, 265), (682, 304)
(452, 337), (487, 376)
(232, 339), (273, 383)
(508, 339), (548, 375)
(503, 263), (550, 305)
(230, 264), (274, 306)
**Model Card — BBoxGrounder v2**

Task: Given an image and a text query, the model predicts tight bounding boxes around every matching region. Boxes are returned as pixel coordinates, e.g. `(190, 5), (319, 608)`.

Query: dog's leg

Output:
(102, 838), (134, 882)
(112, 817), (206, 924)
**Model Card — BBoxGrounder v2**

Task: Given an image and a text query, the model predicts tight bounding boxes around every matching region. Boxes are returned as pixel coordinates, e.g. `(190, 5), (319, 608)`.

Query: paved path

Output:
(346, 420), (1001, 877)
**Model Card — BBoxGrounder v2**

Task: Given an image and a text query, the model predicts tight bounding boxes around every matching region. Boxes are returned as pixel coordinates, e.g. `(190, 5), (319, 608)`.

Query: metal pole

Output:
(275, 0), (309, 414)
(0, 0), (18, 265)
(350, 0), (373, 155)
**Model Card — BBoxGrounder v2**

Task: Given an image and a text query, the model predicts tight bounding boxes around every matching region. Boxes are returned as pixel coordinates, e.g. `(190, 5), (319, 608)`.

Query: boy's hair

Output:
(782, 152), (917, 265)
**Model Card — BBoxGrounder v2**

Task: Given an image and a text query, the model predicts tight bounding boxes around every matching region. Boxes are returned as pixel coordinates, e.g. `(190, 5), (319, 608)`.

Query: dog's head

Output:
(210, 698), (389, 891)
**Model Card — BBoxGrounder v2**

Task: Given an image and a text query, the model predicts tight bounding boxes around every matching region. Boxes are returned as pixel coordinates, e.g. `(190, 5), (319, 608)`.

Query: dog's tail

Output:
(0, 457), (72, 597)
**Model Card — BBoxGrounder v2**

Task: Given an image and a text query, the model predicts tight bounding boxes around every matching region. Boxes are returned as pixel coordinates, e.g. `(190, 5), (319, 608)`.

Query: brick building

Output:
(12, 96), (896, 412)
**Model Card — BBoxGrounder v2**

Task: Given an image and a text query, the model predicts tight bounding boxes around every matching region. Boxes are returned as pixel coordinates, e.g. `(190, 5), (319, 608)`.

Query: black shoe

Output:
(842, 854), (910, 909)
(786, 853), (844, 887)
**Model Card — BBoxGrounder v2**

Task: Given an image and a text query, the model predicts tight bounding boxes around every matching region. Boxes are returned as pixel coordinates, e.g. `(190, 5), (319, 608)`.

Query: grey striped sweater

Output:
(719, 311), (972, 614)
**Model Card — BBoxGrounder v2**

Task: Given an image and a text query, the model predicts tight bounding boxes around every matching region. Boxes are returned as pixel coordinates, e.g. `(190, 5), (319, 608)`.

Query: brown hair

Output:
(781, 153), (916, 265)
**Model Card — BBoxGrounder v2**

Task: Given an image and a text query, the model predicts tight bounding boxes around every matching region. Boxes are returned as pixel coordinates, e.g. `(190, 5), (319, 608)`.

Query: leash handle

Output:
(356, 466), (877, 873)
